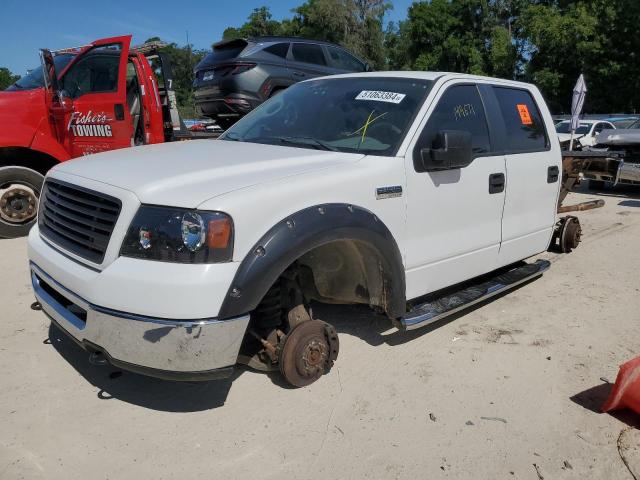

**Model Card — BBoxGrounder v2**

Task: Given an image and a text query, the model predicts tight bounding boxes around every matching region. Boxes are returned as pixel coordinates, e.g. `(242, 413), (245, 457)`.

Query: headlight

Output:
(120, 206), (233, 263)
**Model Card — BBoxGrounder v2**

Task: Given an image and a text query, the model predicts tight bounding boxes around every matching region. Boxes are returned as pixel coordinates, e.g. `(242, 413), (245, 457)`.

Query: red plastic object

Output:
(602, 356), (640, 413)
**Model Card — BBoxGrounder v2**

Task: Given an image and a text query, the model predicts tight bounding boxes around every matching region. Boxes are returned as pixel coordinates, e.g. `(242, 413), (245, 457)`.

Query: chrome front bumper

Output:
(31, 263), (250, 381)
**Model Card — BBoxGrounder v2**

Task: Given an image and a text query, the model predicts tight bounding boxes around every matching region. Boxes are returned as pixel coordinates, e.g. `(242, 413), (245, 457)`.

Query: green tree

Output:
(521, 0), (640, 113)
(293, 0), (391, 69)
(222, 7), (284, 40)
(145, 37), (206, 118)
(386, 0), (527, 77)
(221, 2), (391, 70)
(0, 67), (20, 90)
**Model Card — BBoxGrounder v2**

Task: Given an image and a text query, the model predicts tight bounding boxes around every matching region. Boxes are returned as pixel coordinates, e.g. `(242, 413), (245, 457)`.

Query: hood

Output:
(0, 88), (47, 146)
(52, 139), (363, 207)
(596, 129), (640, 146)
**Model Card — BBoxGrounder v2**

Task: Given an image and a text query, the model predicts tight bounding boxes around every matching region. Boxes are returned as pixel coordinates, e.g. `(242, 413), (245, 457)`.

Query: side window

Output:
(493, 87), (548, 153)
(61, 44), (121, 99)
(594, 122), (612, 135)
(327, 47), (365, 72)
(415, 84), (491, 161)
(291, 43), (327, 66)
(264, 42), (289, 59)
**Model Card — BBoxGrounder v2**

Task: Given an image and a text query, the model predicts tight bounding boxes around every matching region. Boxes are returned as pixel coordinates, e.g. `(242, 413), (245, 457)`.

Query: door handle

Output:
(547, 165), (560, 183)
(114, 103), (125, 121)
(293, 71), (306, 77)
(489, 173), (505, 194)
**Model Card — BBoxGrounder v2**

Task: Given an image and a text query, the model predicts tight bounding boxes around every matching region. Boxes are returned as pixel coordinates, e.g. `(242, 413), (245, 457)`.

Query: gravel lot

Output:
(1, 185), (639, 480)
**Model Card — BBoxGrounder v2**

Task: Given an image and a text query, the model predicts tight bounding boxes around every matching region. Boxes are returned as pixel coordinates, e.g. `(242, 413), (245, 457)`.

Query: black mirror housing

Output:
(416, 130), (473, 172)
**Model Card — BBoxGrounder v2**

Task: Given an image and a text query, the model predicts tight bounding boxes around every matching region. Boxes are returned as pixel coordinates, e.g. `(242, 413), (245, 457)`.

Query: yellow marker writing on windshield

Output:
(350, 111), (388, 147)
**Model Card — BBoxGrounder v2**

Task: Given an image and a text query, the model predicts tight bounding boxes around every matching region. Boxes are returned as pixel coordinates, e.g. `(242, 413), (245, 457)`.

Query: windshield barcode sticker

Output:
(356, 90), (406, 104)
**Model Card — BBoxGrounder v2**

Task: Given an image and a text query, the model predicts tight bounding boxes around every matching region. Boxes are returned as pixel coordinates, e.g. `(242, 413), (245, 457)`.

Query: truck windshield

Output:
(5, 54), (75, 91)
(221, 77), (433, 156)
(555, 121), (590, 134)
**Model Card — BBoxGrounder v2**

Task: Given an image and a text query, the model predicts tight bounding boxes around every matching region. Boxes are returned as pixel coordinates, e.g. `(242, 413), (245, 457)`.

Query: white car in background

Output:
(556, 119), (615, 149)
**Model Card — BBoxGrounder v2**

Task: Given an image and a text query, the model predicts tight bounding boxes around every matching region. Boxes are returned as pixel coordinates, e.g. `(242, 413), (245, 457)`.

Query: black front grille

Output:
(39, 179), (121, 264)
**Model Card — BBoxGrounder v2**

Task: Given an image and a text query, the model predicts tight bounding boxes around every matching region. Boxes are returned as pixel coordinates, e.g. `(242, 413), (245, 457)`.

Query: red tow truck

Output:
(0, 35), (203, 238)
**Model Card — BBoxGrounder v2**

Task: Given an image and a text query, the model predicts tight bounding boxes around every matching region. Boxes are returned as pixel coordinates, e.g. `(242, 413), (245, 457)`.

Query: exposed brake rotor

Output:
(560, 216), (582, 253)
(279, 320), (339, 387)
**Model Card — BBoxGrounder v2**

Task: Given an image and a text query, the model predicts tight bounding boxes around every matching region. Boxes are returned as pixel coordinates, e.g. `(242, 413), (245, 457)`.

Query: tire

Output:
(0, 166), (44, 239)
(588, 179), (605, 190)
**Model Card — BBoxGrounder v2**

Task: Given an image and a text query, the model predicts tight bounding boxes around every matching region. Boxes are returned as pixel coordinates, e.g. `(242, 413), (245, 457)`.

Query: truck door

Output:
(403, 82), (506, 298)
(486, 86), (560, 266)
(58, 36), (133, 157)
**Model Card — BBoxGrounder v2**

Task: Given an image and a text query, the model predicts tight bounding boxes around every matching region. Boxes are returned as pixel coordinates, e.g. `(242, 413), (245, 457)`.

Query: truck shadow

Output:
(47, 323), (238, 412)
(573, 183), (640, 199)
(45, 279), (539, 406)
(312, 279), (538, 347)
(619, 200), (640, 208)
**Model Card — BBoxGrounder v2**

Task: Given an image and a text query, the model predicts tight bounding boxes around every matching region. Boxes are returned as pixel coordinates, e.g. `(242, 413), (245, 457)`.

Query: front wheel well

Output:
(0, 147), (60, 176)
(296, 239), (390, 309)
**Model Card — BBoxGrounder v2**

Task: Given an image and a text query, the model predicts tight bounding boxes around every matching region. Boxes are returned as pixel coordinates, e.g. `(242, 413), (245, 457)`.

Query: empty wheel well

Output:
(241, 239), (393, 367)
(218, 204), (407, 321)
(297, 240), (388, 309)
(0, 147), (60, 176)
(250, 239), (395, 332)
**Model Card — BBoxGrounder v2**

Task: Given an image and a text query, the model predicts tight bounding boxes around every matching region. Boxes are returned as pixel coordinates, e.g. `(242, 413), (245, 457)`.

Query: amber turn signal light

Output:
(207, 217), (232, 249)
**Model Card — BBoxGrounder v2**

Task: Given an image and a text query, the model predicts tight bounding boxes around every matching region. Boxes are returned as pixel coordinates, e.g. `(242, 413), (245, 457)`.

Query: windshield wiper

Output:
(276, 136), (338, 152)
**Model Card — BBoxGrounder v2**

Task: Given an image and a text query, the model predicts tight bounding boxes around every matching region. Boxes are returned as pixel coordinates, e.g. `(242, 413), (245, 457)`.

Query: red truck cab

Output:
(0, 35), (188, 238)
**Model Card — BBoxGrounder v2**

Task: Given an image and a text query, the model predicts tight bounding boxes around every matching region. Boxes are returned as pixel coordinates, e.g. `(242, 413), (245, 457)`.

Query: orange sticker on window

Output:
(517, 104), (533, 125)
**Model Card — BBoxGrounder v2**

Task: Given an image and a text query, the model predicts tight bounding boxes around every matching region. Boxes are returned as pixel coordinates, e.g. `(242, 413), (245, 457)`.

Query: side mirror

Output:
(416, 130), (473, 172)
(364, 63), (372, 72)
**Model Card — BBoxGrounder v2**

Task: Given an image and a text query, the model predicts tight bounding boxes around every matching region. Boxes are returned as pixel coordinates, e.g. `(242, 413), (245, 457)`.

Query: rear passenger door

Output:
(325, 46), (367, 73)
(486, 86), (560, 266)
(288, 43), (334, 80)
(404, 82), (507, 298)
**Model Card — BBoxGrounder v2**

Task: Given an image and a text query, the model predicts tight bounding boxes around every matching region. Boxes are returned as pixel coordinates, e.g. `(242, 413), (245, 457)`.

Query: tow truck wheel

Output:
(0, 166), (44, 239)
(279, 319), (339, 388)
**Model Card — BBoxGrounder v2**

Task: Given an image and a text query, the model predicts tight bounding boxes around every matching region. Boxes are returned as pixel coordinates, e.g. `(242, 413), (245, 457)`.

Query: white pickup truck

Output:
(28, 72), (578, 387)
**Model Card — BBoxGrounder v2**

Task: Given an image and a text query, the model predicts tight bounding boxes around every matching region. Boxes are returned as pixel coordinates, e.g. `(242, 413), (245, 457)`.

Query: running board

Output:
(400, 259), (550, 331)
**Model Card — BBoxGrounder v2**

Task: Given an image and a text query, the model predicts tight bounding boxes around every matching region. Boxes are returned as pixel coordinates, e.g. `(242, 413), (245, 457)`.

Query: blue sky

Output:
(1, 0), (413, 75)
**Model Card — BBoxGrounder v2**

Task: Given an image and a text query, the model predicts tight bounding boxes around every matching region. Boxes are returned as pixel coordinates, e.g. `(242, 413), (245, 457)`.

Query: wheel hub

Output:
(279, 320), (339, 387)
(300, 339), (328, 375)
(0, 185), (38, 224)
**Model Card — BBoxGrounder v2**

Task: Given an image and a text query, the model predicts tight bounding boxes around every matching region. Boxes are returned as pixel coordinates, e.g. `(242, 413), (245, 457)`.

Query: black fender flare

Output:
(218, 203), (406, 319)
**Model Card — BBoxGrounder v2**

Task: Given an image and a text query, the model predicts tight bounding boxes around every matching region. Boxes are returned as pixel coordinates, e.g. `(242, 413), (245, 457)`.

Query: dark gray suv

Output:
(193, 36), (369, 129)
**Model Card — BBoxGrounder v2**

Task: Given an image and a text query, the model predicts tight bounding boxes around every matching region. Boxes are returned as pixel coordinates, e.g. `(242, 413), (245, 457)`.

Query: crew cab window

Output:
(60, 44), (121, 99)
(493, 87), (548, 153)
(416, 84), (491, 159)
(264, 43), (290, 59)
(327, 47), (365, 71)
(291, 43), (326, 66)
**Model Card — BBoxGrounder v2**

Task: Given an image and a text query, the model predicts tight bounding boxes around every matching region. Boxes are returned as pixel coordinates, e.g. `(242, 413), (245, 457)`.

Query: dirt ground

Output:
(1, 185), (639, 480)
